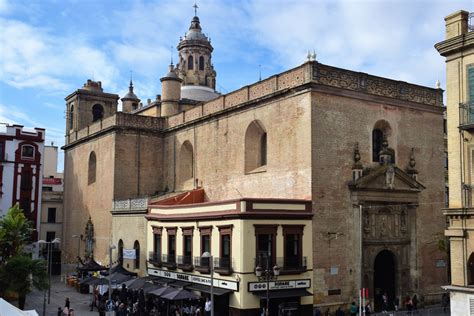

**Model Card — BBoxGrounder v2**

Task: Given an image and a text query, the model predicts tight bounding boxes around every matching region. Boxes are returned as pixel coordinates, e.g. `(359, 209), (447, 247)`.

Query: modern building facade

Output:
(0, 124), (45, 240)
(62, 10), (448, 314)
(435, 10), (474, 315)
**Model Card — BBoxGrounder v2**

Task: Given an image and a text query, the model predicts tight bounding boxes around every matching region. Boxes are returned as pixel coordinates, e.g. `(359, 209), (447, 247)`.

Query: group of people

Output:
(86, 283), (211, 316)
(57, 297), (74, 316)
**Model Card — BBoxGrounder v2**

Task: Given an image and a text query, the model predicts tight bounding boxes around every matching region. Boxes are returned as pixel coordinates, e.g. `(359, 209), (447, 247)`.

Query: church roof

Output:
(122, 80), (139, 100)
(178, 15), (212, 50)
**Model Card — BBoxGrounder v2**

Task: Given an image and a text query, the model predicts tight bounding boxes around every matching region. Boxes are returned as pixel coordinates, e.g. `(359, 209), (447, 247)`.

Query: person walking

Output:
(382, 292), (388, 313)
(442, 292), (449, 313)
(350, 301), (358, 316)
(412, 294), (418, 313)
(204, 297), (211, 316)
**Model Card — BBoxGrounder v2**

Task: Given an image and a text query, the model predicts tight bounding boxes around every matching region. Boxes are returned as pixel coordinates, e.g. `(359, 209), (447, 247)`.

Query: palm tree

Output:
(0, 204), (48, 309)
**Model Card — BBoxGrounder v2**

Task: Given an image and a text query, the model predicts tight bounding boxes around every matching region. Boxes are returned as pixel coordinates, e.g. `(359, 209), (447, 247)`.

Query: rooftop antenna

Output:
(259, 64), (262, 81)
(193, 0), (199, 16)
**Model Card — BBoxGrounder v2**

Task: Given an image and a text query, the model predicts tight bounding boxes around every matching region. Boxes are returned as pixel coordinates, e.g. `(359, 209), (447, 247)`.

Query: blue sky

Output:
(0, 0), (472, 170)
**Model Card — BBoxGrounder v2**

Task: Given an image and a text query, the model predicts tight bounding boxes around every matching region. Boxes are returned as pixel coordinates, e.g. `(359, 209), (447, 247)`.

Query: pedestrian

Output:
(382, 292), (388, 313)
(204, 297), (211, 316)
(364, 302), (371, 315)
(314, 307), (321, 316)
(350, 301), (358, 316)
(394, 296), (399, 311)
(65, 297), (70, 310)
(412, 294), (418, 312)
(442, 292), (449, 313)
(69, 308), (75, 316)
(57, 307), (62, 316)
(405, 296), (413, 313)
(335, 306), (345, 316)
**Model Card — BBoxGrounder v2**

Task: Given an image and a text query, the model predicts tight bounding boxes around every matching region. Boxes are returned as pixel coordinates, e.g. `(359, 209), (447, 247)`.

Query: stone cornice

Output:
(435, 31), (474, 57)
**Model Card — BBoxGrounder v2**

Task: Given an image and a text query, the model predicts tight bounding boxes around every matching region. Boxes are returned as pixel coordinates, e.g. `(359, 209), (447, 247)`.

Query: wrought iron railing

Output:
(254, 256), (307, 272)
(177, 255), (193, 265)
(162, 253), (176, 264)
(194, 256), (211, 268)
(459, 101), (474, 127)
(148, 251), (161, 265)
(214, 257), (232, 269)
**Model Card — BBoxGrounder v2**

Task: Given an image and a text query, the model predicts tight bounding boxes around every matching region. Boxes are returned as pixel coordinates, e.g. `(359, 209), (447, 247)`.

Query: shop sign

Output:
(43, 178), (62, 185)
(147, 268), (238, 291)
(123, 249), (136, 259)
(248, 279), (311, 292)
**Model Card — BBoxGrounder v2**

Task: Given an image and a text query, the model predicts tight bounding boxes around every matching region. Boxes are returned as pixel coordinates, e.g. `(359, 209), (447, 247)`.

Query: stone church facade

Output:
(62, 12), (447, 314)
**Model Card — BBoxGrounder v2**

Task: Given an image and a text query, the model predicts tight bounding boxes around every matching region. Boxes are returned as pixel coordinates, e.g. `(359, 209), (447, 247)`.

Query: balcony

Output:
(459, 101), (474, 130)
(177, 255), (193, 272)
(161, 254), (176, 269)
(254, 256), (307, 275)
(148, 251), (161, 267)
(194, 256), (211, 274)
(214, 257), (233, 275)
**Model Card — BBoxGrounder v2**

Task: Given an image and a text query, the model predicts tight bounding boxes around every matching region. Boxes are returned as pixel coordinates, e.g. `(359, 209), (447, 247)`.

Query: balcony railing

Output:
(254, 256), (307, 274)
(148, 251), (161, 267)
(194, 256), (211, 273)
(161, 254), (176, 269)
(459, 101), (474, 129)
(213, 257), (232, 275)
(177, 255), (193, 271)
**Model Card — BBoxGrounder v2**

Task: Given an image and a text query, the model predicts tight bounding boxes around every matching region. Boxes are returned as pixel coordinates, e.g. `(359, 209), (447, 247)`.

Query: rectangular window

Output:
(201, 235), (210, 253)
(167, 227), (177, 264)
(42, 186), (53, 191)
(0, 142), (4, 161)
(21, 145), (34, 159)
(154, 234), (161, 256)
(469, 66), (474, 102)
(254, 225), (278, 268)
(198, 226), (212, 268)
(47, 207), (56, 223)
(218, 225), (233, 270)
(283, 225), (304, 270)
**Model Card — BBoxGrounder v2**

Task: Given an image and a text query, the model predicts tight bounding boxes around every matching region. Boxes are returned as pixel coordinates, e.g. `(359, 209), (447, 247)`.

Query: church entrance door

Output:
(374, 249), (396, 312)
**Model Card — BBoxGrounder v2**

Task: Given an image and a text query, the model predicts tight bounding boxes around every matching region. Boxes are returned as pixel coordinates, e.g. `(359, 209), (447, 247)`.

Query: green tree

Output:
(0, 203), (32, 262)
(0, 204), (48, 310)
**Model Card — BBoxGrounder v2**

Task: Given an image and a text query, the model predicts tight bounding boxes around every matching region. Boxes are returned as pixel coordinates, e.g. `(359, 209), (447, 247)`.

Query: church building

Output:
(62, 9), (447, 315)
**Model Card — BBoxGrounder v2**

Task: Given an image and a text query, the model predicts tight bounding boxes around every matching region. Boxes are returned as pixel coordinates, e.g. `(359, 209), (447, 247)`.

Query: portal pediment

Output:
(349, 165), (424, 192)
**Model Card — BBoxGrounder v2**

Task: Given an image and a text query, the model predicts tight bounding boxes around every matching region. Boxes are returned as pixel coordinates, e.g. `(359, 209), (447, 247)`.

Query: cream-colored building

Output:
(62, 10), (448, 315)
(435, 10), (474, 315)
(145, 191), (313, 315)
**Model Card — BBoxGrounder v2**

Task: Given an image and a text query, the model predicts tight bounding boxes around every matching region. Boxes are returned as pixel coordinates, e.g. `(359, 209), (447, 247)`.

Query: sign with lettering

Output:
(147, 268), (238, 291)
(248, 279), (311, 292)
(123, 249), (136, 259)
(43, 178), (62, 185)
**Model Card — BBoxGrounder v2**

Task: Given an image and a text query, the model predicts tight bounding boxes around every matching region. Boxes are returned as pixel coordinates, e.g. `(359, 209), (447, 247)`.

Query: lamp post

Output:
(108, 244), (116, 302)
(255, 254), (280, 316)
(38, 238), (61, 316)
(72, 235), (82, 268)
(202, 251), (214, 316)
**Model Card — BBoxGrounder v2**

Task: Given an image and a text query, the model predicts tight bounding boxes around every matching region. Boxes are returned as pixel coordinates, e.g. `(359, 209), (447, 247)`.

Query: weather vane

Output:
(193, 0), (199, 16)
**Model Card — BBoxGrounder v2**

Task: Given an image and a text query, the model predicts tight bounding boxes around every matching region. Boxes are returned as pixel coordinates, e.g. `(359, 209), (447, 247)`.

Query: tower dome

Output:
(121, 80), (140, 113)
(176, 14), (218, 101)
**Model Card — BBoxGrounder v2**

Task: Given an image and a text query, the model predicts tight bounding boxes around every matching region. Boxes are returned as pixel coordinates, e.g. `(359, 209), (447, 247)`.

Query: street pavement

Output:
(371, 307), (450, 316)
(22, 275), (96, 316)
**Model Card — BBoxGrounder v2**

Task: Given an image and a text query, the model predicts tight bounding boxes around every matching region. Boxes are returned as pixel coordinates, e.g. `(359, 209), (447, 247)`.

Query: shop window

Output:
(245, 120), (267, 173)
(47, 207), (56, 223)
(133, 240), (140, 269)
(21, 145), (34, 159)
(92, 104), (104, 122)
(282, 225), (304, 269)
(254, 225), (277, 268)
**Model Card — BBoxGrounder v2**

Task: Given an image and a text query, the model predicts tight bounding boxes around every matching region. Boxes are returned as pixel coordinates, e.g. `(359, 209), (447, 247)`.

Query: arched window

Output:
(69, 104), (74, 129)
(372, 129), (383, 162)
(92, 104), (104, 122)
(245, 120), (267, 173)
(118, 240), (124, 265)
(188, 55), (194, 70)
(199, 56), (204, 71)
(134, 240), (140, 270)
(468, 253), (474, 285)
(178, 141), (194, 185)
(88, 152), (96, 185)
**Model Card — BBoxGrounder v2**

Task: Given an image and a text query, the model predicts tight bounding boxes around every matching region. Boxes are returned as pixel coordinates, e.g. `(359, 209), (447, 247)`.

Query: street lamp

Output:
(72, 235), (82, 268)
(202, 251), (214, 316)
(38, 238), (61, 316)
(108, 244), (116, 304)
(255, 254), (280, 316)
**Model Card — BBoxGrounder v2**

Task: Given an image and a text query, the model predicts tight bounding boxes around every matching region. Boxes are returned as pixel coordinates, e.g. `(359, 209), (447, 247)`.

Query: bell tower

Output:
(176, 12), (216, 89)
(65, 79), (119, 144)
